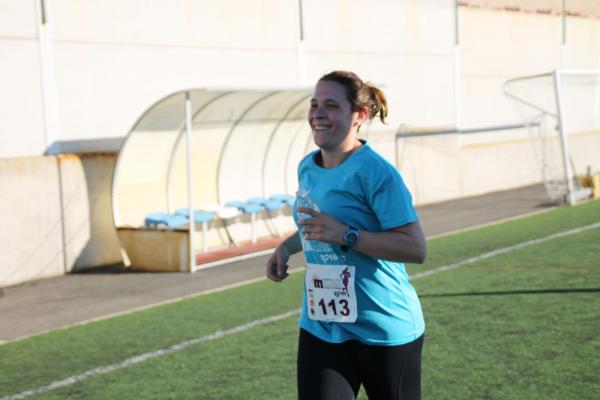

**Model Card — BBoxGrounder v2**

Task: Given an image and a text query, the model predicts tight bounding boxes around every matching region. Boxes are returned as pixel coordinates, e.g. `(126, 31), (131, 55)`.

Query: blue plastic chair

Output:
(270, 193), (295, 207)
(248, 197), (284, 211)
(224, 200), (247, 209)
(247, 196), (267, 205)
(225, 200), (266, 243)
(226, 201), (264, 214)
(144, 212), (188, 229)
(247, 197), (286, 237)
(174, 208), (215, 252)
(174, 208), (214, 223)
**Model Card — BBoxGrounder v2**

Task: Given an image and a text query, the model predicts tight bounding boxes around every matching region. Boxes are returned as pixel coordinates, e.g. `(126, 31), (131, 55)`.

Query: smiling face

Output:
(308, 80), (367, 152)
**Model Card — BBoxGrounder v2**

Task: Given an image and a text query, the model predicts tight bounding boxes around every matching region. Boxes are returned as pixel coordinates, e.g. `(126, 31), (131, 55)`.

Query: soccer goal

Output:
(503, 69), (600, 205)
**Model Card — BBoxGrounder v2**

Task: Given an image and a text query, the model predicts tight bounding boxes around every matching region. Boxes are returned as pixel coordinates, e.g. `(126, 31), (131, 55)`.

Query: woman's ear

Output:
(355, 106), (369, 127)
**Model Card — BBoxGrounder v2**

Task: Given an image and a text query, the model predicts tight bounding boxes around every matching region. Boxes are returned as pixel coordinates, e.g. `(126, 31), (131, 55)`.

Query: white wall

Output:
(0, 0), (46, 157)
(459, 8), (563, 128)
(1, 2), (599, 158)
(0, 153), (122, 288)
(48, 0), (300, 150)
(301, 0), (455, 127)
(0, 156), (64, 286)
(0, 0), (459, 157)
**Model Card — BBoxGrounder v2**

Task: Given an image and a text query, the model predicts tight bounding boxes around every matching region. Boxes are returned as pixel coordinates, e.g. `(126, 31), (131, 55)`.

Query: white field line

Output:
(411, 221), (600, 280)
(1, 310), (301, 400)
(3, 221), (600, 400)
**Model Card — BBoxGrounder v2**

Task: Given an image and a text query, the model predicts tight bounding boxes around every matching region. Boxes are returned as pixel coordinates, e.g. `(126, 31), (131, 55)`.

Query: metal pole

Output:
(185, 92), (197, 271)
(562, 0), (566, 45)
(394, 133), (399, 169)
(298, 0), (304, 42)
(595, 61), (600, 121)
(37, 0), (60, 154)
(453, 0), (461, 131)
(296, 0), (306, 85)
(553, 70), (576, 205)
(561, 0), (567, 67)
(40, 0), (47, 24)
(395, 124), (408, 169)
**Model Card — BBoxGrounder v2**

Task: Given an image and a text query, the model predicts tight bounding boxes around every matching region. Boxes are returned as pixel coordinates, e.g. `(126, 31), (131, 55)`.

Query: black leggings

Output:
(297, 329), (424, 400)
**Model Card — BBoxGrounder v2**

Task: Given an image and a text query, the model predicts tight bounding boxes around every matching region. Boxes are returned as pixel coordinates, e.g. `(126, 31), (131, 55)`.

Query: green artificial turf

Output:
(1, 199), (599, 399)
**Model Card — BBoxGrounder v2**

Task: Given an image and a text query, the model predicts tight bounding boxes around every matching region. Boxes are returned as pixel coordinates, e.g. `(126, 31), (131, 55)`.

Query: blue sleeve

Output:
(366, 165), (418, 231)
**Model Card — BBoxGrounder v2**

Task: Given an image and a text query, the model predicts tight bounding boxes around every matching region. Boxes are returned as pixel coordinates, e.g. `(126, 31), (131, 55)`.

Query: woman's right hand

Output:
(266, 245), (290, 282)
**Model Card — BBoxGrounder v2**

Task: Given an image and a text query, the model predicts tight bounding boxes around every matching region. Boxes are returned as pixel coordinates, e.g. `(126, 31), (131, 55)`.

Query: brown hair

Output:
(318, 71), (388, 127)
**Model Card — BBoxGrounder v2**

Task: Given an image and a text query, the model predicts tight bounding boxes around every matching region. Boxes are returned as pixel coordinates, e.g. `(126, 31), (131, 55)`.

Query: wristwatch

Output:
(341, 226), (360, 252)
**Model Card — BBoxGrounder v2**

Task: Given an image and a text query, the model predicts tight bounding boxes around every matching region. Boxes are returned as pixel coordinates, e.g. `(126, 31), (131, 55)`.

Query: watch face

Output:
(344, 229), (359, 247)
(346, 233), (358, 244)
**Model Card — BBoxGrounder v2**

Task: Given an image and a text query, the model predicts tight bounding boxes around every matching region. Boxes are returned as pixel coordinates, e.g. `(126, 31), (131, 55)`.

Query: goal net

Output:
(503, 69), (600, 204)
(392, 121), (547, 207)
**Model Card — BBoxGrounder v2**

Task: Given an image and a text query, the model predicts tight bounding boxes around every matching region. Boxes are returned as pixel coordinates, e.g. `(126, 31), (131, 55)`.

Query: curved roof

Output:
(112, 88), (314, 227)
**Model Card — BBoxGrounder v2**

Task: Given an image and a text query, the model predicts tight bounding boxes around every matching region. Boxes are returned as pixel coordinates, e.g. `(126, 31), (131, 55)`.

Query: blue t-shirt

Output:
(295, 142), (425, 346)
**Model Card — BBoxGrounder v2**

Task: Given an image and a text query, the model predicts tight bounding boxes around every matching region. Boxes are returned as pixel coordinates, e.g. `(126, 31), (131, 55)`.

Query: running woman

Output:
(266, 70), (427, 400)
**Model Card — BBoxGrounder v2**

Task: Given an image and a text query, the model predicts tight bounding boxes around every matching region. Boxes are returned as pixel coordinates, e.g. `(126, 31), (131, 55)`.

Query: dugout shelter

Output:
(112, 88), (314, 272)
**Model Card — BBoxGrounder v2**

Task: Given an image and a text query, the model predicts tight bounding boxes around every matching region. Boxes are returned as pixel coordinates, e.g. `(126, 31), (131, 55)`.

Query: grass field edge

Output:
(0, 268), (305, 347)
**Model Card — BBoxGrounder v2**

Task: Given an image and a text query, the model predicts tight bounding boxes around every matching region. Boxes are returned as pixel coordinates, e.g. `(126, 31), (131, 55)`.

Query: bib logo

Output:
(312, 267), (351, 297)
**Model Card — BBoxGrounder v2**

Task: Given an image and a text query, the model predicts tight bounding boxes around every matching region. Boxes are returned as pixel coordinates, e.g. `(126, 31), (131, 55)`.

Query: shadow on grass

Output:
(420, 287), (600, 298)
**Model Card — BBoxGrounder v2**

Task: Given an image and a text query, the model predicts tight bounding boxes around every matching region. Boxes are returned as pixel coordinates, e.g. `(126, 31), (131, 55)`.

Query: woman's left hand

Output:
(297, 207), (346, 244)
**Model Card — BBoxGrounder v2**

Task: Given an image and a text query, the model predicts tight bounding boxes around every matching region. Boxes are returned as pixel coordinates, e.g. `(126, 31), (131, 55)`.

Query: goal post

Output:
(503, 69), (600, 205)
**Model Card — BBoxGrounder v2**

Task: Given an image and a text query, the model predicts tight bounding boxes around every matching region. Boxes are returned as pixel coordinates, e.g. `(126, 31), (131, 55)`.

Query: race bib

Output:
(305, 263), (357, 323)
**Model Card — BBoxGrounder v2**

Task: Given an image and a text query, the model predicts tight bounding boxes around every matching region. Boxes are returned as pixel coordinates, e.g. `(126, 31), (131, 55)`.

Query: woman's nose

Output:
(313, 106), (325, 118)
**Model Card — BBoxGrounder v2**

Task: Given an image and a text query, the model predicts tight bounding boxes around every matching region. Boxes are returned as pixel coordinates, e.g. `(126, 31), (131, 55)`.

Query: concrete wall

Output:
(1, 2), (598, 156)
(0, 156), (65, 286)
(0, 0), (47, 157)
(59, 153), (122, 270)
(0, 153), (122, 288)
(0, 0), (456, 156)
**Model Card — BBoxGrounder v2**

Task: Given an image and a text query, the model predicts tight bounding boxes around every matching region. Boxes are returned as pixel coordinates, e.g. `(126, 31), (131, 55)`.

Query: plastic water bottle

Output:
(296, 188), (319, 220)
(296, 188), (344, 263)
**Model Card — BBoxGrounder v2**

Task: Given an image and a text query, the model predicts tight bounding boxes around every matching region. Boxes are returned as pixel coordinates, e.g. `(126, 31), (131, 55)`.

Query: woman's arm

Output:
(280, 230), (303, 255)
(297, 207), (427, 264)
(354, 221), (427, 263)
(266, 231), (302, 282)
